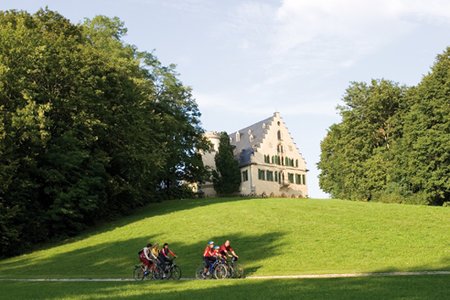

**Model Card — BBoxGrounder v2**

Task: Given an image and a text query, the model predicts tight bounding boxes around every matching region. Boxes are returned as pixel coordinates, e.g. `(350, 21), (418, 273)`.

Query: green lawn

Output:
(0, 198), (449, 280)
(1, 275), (449, 299)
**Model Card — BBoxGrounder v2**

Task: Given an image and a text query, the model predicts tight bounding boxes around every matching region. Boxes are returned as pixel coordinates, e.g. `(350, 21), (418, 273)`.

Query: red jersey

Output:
(160, 247), (176, 258)
(203, 246), (215, 257)
(219, 244), (233, 256)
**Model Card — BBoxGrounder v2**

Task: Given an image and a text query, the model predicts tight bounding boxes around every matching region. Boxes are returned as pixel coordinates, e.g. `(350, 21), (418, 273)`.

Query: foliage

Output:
(319, 48), (450, 205)
(212, 132), (241, 195)
(391, 49), (450, 206)
(0, 9), (208, 257)
(318, 80), (407, 201)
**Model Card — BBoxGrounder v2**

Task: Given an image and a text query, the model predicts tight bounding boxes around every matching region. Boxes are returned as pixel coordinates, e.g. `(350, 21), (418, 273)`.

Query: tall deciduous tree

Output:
(318, 80), (408, 201)
(213, 132), (241, 195)
(392, 48), (450, 205)
(0, 9), (208, 257)
(319, 48), (450, 206)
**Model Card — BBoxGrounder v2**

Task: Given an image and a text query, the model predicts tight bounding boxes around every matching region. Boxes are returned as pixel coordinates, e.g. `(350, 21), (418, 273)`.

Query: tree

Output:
(212, 132), (241, 195)
(318, 80), (408, 201)
(319, 48), (450, 206)
(0, 9), (208, 257)
(391, 48), (450, 205)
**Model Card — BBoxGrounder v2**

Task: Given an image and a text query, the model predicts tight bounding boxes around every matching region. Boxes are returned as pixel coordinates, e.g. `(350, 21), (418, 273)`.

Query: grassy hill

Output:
(0, 197), (448, 279)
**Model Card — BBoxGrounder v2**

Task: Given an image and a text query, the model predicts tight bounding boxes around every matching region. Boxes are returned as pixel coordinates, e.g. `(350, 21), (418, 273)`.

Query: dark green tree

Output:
(318, 80), (408, 201)
(391, 48), (450, 205)
(0, 9), (208, 256)
(212, 132), (241, 195)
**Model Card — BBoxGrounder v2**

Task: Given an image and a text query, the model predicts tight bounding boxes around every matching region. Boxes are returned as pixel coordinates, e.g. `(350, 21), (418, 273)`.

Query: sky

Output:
(1, 0), (449, 198)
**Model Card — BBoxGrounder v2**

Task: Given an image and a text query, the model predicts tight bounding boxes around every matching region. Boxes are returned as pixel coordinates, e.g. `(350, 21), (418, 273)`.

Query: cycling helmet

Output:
(208, 241), (214, 245)
(214, 246), (220, 250)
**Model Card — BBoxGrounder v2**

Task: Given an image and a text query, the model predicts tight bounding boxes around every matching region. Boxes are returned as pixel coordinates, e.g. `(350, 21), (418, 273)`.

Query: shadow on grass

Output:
(6, 197), (266, 256)
(2, 275), (449, 300)
(0, 231), (286, 279)
(372, 254), (450, 273)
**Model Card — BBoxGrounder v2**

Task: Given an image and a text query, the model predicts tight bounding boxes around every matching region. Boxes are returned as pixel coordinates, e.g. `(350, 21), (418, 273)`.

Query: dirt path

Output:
(1, 271), (449, 282)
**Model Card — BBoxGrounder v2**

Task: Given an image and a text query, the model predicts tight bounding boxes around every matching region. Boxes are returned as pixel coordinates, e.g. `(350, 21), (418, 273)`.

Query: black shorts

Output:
(204, 257), (215, 266)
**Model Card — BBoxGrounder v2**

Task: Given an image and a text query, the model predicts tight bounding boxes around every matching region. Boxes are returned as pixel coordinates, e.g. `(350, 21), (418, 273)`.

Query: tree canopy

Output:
(212, 132), (241, 195)
(0, 9), (208, 257)
(318, 48), (450, 206)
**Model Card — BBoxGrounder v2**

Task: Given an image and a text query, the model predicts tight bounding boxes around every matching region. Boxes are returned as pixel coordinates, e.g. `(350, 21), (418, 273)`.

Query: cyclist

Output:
(151, 243), (160, 262)
(202, 241), (215, 278)
(213, 245), (225, 261)
(158, 243), (177, 271)
(219, 240), (239, 261)
(138, 243), (153, 275)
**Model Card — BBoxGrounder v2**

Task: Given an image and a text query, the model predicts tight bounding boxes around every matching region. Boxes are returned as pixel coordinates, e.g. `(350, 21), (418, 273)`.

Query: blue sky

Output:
(2, 0), (449, 198)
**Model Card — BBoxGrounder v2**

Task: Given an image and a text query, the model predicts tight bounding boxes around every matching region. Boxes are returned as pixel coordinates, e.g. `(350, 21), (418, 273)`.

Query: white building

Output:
(200, 112), (308, 198)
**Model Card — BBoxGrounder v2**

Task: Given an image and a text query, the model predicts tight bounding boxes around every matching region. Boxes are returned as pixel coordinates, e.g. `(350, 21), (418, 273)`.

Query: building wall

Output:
(199, 132), (221, 197)
(234, 113), (308, 198)
(200, 113), (308, 198)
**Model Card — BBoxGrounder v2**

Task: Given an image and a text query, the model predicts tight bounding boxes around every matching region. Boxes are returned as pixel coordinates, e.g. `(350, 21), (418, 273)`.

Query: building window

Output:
(288, 173), (294, 184)
(296, 159), (299, 168)
(302, 174), (306, 185)
(275, 171), (278, 182)
(264, 155), (271, 164)
(242, 170), (249, 182)
(295, 174), (301, 185)
(266, 171), (274, 181)
(249, 134), (254, 142)
(258, 169), (265, 180)
(277, 130), (282, 140)
(236, 132), (240, 142)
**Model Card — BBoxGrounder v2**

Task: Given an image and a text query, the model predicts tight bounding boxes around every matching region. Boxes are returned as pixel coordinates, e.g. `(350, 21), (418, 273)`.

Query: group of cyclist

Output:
(139, 242), (177, 277)
(202, 240), (239, 278)
(138, 240), (239, 279)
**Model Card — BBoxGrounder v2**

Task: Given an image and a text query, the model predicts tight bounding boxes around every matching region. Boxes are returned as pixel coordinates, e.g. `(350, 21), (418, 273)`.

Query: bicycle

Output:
(195, 258), (228, 280)
(225, 257), (244, 278)
(160, 258), (182, 280)
(133, 261), (163, 281)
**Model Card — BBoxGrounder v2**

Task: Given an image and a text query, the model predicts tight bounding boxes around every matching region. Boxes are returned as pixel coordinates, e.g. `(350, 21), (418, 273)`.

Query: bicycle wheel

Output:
(170, 265), (182, 280)
(152, 265), (164, 280)
(213, 264), (228, 280)
(233, 264), (244, 278)
(195, 264), (207, 279)
(227, 265), (235, 278)
(133, 265), (145, 281)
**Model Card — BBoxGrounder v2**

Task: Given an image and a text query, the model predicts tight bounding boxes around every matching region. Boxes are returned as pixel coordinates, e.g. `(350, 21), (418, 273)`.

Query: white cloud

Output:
(232, 0), (450, 79)
(195, 0), (450, 117)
